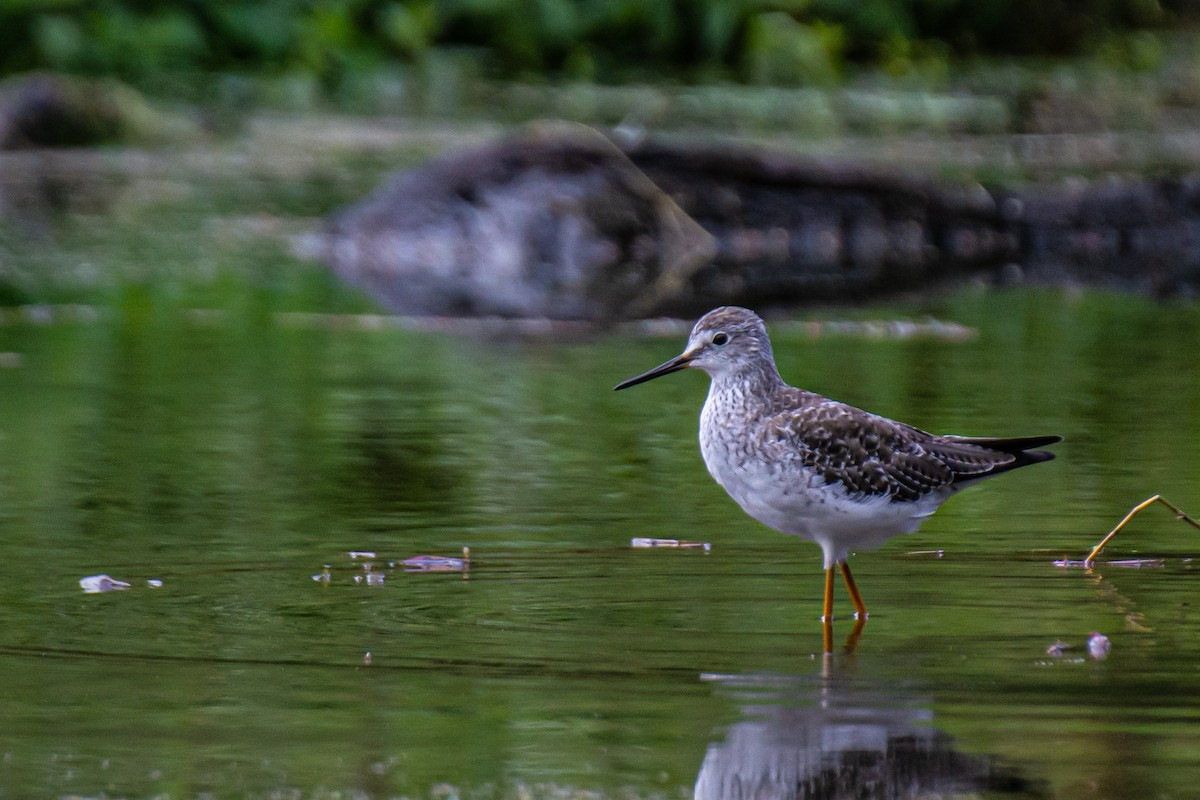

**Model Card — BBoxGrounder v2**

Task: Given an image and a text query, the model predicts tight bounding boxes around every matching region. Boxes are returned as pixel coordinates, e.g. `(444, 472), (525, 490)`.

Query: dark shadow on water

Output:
(694, 662), (1048, 800)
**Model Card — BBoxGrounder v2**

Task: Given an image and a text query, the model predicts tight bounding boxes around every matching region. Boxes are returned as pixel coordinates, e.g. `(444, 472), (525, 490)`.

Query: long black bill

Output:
(614, 354), (692, 390)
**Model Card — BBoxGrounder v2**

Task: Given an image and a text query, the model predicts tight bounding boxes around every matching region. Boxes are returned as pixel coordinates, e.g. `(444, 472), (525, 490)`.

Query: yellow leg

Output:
(821, 567), (836, 654)
(822, 566), (835, 622)
(1085, 495), (1200, 567)
(839, 561), (869, 620)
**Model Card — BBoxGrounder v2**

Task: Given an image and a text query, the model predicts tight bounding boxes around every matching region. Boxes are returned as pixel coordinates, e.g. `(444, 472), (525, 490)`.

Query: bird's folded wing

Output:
(760, 401), (1030, 501)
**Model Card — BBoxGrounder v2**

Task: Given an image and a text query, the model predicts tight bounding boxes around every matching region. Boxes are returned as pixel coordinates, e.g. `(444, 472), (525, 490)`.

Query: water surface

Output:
(2, 156), (1200, 799)
(1, 287), (1198, 798)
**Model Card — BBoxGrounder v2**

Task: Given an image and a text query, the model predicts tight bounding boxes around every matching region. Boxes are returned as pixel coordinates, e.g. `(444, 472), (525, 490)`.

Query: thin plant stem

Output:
(1085, 495), (1200, 567)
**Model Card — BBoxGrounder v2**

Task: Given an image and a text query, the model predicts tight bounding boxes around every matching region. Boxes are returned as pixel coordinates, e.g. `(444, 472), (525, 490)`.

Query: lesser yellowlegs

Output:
(615, 306), (1059, 632)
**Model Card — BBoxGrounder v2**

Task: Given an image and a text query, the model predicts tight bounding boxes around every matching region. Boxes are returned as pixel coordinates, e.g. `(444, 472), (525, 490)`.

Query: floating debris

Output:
(1045, 640), (1072, 657)
(905, 549), (944, 557)
(402, 546), (471, 572)
(363, 651), (373, 666)
(1042, 634), (1111, 663)
(1084, 494), (1200, 567)
(1107, 558), (1166, 569)
(1054, 556), (1166, 569)
(630, 537), (711, 551)
(1037, 655), (1086, 666)
(352, 560), (386, 585)
(146, 579), (164, 588)
(313, 548), (473, 583)
(1088, 632), (1112, 660)
(79, 574), (131, 594)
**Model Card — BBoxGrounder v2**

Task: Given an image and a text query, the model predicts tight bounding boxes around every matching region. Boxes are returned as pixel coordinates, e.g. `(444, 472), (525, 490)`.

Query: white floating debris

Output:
(146, 579), (164, 588)
(402, 546), (471, 572)
(630, 537), (711, 551)
(80, 574), (131, 594)
(347, 551), (377, 559)
(1053, 557), (1167, 569)
(312, 565), (332, 583)
(365, 572), (385, 586)
(905, 549), (944, 557)
(1088, 632), (1112, 660)
(363, 651), (372, 666)
(1107, 558), (1165, 568)
(1045, 640), (1071, 657)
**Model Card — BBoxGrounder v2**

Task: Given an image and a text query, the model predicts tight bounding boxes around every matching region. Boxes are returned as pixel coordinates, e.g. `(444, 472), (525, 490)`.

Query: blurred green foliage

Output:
(0, 0), (1191, 87)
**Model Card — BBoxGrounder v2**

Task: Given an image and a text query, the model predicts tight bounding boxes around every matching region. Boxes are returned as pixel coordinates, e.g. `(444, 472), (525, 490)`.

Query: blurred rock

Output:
(312, 121), (715, 320)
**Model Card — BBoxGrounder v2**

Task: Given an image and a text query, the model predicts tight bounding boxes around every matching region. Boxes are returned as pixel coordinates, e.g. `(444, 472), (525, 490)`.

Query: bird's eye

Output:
(712, 332), (729, 346)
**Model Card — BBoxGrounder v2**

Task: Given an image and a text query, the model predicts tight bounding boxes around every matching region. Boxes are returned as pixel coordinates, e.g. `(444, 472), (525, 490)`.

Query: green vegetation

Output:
(0, 0), (1191, 88)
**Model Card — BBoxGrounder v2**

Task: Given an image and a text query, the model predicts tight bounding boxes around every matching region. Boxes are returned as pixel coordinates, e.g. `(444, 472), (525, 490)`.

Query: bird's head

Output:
(614, 306), (775, 389)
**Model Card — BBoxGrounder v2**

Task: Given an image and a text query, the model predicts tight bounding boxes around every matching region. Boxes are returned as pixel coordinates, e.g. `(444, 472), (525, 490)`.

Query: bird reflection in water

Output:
(694, 667), (1047, 800)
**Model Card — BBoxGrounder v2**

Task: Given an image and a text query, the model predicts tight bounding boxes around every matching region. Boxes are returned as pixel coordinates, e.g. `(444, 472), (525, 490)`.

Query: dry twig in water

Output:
(1085, 495), (1200, 568)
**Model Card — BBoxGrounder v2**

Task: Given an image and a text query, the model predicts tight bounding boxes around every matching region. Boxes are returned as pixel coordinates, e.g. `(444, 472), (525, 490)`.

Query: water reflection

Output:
(695, 665), (1047, 800)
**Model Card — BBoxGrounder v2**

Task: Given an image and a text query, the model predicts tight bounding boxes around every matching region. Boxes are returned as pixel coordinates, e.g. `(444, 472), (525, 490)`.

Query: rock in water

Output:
(314, 121), (715, 320)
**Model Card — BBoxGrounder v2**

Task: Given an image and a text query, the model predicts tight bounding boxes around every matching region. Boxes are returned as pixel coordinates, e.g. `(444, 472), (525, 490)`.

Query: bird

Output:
(614, 306), (1059, 632)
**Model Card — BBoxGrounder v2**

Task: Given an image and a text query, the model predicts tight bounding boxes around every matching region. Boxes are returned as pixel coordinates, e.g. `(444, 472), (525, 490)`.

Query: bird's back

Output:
(753, 385), (1057, 500)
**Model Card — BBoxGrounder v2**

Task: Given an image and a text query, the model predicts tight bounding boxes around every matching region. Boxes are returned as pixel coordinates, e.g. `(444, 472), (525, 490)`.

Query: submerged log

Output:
(315, 123), (1200, 319)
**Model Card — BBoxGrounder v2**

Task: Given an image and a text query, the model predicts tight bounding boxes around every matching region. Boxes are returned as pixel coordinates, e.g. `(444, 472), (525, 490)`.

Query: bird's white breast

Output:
(699, 382), (947, 567)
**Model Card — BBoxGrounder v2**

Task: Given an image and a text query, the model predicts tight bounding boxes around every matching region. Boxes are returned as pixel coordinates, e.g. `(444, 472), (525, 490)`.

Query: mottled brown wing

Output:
(760, 399), (1023, 501)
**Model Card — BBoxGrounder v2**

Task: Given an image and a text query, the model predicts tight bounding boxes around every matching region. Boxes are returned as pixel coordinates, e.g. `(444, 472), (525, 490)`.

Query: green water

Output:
(3, 147), (1200, 799)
